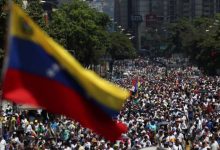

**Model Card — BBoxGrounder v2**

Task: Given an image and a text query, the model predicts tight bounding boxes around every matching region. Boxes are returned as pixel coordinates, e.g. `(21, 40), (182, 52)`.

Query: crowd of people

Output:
(0, 57), (219, 150)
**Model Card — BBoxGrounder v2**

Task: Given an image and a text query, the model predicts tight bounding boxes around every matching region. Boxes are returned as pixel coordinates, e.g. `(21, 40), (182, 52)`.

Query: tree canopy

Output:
(0, 0), (136, 68)
(109, 32), (136, 60)
(0, 0), (45, 48)
(47, 0), (111, 66)
(46, 0), (136, 65)
(167, 17), (220, 75)
(25, 1), (46, 29)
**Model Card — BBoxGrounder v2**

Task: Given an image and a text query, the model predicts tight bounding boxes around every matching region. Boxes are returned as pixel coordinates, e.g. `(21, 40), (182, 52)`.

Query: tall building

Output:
(86, 0), (114, 19)
(114, 0), (128, 28)
(114, 0), (220, 50)
(168, 0), (218, 22)
(217, 0), (220, 13)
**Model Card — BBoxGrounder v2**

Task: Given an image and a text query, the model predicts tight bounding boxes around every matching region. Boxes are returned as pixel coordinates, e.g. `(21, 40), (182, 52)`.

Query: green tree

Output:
(167, 19), (194, 54)
(0, 0), (45, 49)
(167, 17), (220, 75)
(48, 0), (110, 66)
(109, 32), (136, 60)
(25, 1), (46, 30)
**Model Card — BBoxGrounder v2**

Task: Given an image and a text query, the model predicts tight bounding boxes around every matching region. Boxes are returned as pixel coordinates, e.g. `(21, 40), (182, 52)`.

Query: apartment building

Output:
(114, 0), (220, 50)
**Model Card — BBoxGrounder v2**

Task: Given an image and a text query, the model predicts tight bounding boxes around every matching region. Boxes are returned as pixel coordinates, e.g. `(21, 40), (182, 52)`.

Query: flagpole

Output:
(3, 0), (13, 72)
(0, 0), (12, 109)
(0, 0), (13, 138)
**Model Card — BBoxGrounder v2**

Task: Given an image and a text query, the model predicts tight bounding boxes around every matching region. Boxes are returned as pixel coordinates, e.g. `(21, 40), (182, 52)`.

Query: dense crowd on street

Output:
(0, 57), (219, 150)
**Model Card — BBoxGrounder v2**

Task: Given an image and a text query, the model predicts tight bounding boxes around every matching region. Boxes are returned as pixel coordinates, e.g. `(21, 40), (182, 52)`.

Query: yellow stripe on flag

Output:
(9, 4), (129, 111)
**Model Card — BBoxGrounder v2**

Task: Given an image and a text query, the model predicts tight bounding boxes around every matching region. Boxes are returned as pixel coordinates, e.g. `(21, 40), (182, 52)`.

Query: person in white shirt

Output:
(200, 142), (209, 150)
(210, 137), (219, 150)
(25, 124), (32, 134)
(0, 137), (6, 150)
(162, 142), (172, 150)
(172, 140), (183, 150)
(176, 130), (184, 143)
(64, 146), (71, 150)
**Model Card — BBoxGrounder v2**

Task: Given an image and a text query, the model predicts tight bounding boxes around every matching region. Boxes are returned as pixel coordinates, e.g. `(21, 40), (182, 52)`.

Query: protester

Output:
(0, 57), (219, 149)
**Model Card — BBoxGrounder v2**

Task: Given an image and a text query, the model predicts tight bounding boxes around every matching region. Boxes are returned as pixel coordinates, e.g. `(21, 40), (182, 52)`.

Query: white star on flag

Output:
(46, 63), (60, 78)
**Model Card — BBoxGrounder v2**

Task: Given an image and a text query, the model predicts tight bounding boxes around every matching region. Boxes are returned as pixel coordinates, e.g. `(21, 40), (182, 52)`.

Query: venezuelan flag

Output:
(2, 4), (129, 141)
(130, 78), (140, 98)
(131, 78), (139, 93)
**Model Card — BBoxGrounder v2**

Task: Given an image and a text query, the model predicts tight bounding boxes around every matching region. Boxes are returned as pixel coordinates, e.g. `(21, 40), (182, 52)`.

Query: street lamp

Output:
(129, 36), (135, 40)
(40, 0), (46, 3)
(52, 8), (58, 12)
(120, 28), (125, 33)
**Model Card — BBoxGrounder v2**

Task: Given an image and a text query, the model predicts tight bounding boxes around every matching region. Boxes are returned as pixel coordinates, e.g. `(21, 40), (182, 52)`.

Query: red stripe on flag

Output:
(2, 69), (127, 141)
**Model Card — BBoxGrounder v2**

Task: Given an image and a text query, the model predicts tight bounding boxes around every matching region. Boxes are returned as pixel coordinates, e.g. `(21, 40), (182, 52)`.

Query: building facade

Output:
(114, 0), (220, 50)
(85, 0), (115, 19)
(114, 0), (129, 28)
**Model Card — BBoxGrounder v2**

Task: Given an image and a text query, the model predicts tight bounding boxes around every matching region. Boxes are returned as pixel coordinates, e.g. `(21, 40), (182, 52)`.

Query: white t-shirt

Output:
(211, 141), (219, 150)
(0, 139), (6, 150)
(177, 133), (184, 143)
(64, 147), (71, 150)
(26, 124), (32, 133)
(172, 144), (183, 150)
